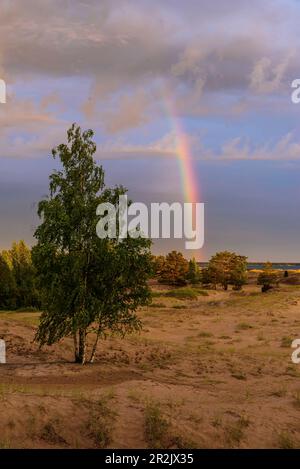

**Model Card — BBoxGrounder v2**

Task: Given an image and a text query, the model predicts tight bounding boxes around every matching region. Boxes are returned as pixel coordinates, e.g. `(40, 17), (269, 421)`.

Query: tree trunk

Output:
(73, 332), (80, 363)
(89, 342), (98, 364)
(89, 324), (102, 363)
(77, 329), (86, 365)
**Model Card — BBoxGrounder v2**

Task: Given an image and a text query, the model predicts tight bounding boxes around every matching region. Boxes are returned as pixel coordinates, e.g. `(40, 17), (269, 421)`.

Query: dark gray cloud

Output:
(1, 0), (299, 98)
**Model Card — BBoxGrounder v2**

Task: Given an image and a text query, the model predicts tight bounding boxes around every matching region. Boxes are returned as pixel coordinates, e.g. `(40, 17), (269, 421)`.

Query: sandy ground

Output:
(1, 283), (300, 448)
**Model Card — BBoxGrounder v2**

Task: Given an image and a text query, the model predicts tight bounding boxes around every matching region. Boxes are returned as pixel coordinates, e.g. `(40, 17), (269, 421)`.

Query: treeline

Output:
(0, 240), (39, 310)
(153, 250), (281, 292)
(0, 243), (282, 312)
(153, 250), (247, 290)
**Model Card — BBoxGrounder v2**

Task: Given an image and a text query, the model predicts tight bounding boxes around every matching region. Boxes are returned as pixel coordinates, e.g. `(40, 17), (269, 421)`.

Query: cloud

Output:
(0, 0), (300, 158)
(100, 90), (152, 133)
(250, 53), (295, 94)
(0, 97), (59, 132)
(95, 131), (180, 159)
(203, 133), (300, 161)
(1, 1), (299, 109)
(93, 131), (300, 163)
(3, 123), (300, 164)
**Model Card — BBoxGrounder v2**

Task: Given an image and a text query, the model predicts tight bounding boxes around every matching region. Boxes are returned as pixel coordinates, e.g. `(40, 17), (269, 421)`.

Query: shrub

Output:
(157, 251), (189, 286)
(258, 262), (280, 292)
(203, 251), (247, 291)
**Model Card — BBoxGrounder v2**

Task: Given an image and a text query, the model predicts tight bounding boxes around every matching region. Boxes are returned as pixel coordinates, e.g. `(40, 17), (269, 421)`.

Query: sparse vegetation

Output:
(281, 336), (292, 348)
(198, 331), (213, 338)
(225, 416), (250, 446)
(277, 431), (297, 449)
(41, 421), (67, 445)
(1, 271), (300, 448)
(236, 322), (253, 331)
(144, 401), (170, 448)
(293, 391), (300, 409)
(85, 394), (116, 448)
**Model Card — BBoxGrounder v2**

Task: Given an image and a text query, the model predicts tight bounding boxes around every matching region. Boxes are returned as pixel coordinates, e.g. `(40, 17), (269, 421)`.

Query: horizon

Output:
(1, 235), (300, 264)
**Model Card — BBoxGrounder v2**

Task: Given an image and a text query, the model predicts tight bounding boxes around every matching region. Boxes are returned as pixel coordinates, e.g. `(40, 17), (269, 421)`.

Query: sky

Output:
(1, 0), (300, 261)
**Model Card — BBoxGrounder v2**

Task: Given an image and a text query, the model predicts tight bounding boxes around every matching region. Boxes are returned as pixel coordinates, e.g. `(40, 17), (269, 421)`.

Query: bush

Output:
(202, 251), (247, 291)
(257, 262), (279, 293)
(157, 251), (189, 286)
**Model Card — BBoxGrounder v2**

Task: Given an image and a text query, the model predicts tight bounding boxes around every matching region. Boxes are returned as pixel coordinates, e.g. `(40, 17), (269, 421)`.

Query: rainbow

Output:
(162, 90), (199, 205)
(161, 89), (203, 260)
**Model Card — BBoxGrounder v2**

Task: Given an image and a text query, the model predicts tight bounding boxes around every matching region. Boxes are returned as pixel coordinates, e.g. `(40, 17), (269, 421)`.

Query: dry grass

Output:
(1, 282), (300, 448)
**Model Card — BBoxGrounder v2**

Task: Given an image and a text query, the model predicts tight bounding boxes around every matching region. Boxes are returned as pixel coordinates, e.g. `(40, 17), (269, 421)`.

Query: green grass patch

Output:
(164, 288), (199, 300)
(152, 287), (208, 300)
(191, 287), (209, 296)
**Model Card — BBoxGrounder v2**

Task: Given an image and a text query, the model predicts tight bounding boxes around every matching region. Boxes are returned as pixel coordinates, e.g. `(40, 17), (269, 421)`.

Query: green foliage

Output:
(186, 258), (201, 284)
(201, 266), (216, 288)
(0, 254), (16, 309)
(9, 241), (39, 308)
(157, 251), (189, 286)
(33, 124), (153, 364)
(203, 251), (248, 291)
(152, 255), (166, 277)
(257, 262), (279, 292)
(0, 241), (39, 310)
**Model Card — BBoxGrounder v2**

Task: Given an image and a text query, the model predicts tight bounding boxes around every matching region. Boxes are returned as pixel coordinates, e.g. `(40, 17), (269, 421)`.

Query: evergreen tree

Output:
(186, 258), (201, 284)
